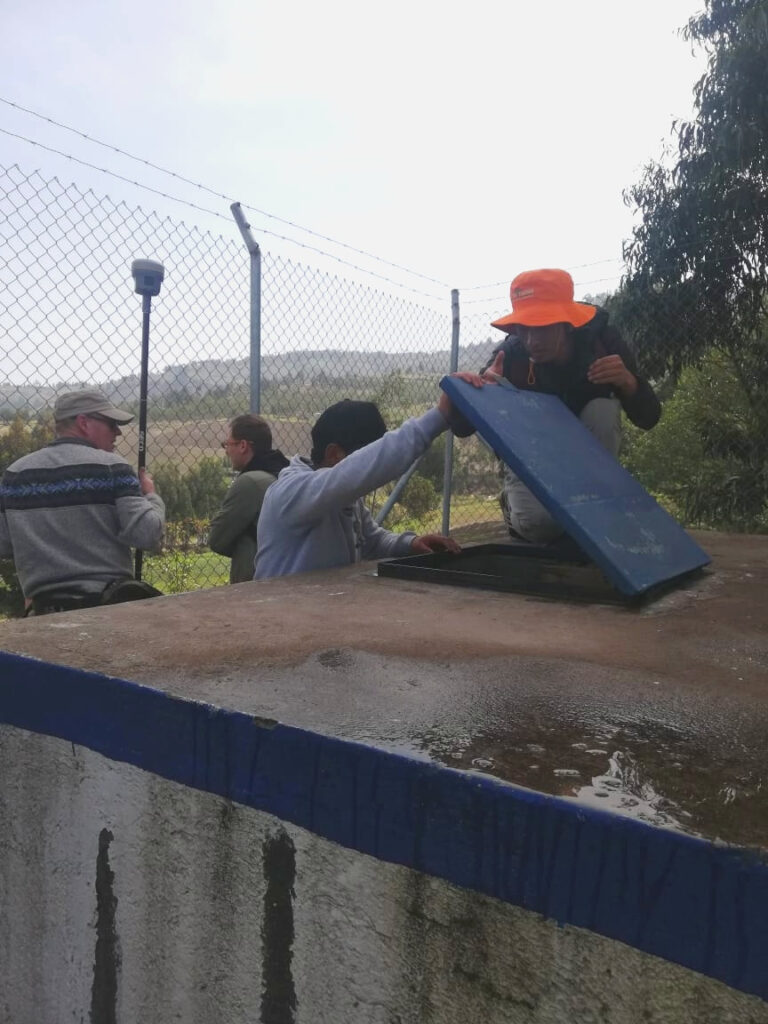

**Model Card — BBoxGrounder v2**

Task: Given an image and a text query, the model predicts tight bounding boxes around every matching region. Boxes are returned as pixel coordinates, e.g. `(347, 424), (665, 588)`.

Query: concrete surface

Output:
(1, 529), (768, 1020)
(1, 530), (766, 846)
(2, 726), (767, 1024)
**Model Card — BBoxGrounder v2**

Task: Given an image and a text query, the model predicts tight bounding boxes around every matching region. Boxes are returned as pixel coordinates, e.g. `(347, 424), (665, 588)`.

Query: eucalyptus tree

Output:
(617, 0), (768, 384)
(613, 0), (768, 529)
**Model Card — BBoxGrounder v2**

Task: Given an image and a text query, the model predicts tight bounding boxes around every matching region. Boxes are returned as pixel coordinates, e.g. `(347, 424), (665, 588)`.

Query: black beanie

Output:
(310, 400), (387, 465)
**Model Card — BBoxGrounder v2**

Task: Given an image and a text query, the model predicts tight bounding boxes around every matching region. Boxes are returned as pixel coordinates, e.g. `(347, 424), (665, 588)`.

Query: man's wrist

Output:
(618, 372), (638, 398)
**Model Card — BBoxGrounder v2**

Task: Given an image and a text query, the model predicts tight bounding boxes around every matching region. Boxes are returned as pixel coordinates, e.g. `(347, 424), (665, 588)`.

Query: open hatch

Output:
(378, 377), (711, 604)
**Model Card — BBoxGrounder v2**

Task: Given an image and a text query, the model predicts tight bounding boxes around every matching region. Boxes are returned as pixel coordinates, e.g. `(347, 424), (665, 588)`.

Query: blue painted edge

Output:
(1, 649), (766, 1001)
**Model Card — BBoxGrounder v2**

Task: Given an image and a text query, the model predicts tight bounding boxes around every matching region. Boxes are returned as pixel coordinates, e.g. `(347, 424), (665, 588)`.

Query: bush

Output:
(186, 457), (229, 519)
(400, 474), (439, 519)
(0, 414), (56, 615)
(152, 458), (229, 521)
(621, 349), (768, 531)
(0, 413), (54, 474)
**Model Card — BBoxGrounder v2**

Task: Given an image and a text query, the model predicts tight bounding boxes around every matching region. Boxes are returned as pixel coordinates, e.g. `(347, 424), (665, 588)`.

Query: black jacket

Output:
(482, 309), (661, 430)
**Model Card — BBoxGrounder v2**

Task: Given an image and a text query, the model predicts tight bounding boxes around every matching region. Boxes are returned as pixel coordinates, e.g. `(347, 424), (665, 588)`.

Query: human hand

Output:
(139, 468), (155, 495)
(437, 371), (487, 435)
(450, 370), (486, 389)
(587, 355), (637, 396)
(482, 350), (505, 382)
(410, 533), (461, 555)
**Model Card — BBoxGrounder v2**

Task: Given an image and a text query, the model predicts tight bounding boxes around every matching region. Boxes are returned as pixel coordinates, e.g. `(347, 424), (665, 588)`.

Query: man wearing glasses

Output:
(0, 388), (165, 614)
(209, 415), (288, 583)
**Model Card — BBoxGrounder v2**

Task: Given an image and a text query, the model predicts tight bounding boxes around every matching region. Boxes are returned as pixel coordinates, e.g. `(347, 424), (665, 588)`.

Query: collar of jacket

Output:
(48, 437), (98, 449)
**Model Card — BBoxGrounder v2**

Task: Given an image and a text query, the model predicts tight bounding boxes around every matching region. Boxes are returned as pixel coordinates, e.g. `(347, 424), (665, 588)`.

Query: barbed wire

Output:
(0, 126), (231, 222)
(4, 97), (749, 302)
(573, 274), (625, 289)
(460, 258), (625, 293)
(461, 242), (766, 296)
(0, 96), (451, 290)
(0, 130), (447, 301)
(460, 272), (625, 308)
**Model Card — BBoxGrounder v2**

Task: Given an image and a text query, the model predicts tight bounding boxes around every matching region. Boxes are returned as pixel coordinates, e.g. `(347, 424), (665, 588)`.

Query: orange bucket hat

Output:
(491, 268), (597, 331)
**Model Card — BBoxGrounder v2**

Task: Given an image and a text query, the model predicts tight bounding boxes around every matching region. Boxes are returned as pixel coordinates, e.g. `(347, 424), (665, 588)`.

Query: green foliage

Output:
(370, 371), (411, 426)
(0, 560), (24, 618)
(417, 434), (446, 490)
(616, 0), (768, 529)
(619, 0), (768, 382)
(142, 518), (216, 593)
(186, 457), (229, 520)
(622, 350), (768, 530)
(151, 463), (194, 520)
(152, 459), (229, 521)
(416, 433), (499, 498)
(146, 547), (199, 593)
(164, 518), (210, 552)
(0, 413), (56, 610)
(142, 548), (230, 594)
(0, 412), (55, 474)
(399, 474), (440, 519)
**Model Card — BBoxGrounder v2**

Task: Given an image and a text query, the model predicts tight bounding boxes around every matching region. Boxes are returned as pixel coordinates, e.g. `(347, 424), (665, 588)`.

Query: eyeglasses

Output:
(86, 414), (119, 431)
(221, 439), (242, 448)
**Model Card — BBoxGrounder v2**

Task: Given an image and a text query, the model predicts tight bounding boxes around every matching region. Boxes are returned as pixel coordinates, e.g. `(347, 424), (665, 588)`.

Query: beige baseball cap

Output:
(53, 388), (134, 424)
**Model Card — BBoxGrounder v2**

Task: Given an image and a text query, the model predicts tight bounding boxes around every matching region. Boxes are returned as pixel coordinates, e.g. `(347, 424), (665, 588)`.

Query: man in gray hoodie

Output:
(254, 373), (484, 581)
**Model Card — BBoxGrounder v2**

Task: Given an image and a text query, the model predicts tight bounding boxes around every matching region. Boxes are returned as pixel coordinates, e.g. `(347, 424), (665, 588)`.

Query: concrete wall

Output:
(1, 645), (768, 1023)
(2, 724), (767, 1024)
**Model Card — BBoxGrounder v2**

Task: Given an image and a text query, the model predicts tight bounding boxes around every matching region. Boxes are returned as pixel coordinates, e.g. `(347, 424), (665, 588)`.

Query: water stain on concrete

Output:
(90, 828), (119, 1024)
(261, 828), (297, 1024)
(317, 648), (354, 670)
(422, 716), (767, 848)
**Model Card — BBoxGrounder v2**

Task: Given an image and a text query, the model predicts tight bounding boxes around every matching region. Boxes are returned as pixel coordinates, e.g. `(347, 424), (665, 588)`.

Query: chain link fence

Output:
(2, 161), (766, 612)
(0, 163), (476, 604)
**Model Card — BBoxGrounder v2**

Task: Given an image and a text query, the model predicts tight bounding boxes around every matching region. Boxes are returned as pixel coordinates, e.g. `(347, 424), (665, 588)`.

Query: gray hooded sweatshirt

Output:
(254, 407), (447, 580)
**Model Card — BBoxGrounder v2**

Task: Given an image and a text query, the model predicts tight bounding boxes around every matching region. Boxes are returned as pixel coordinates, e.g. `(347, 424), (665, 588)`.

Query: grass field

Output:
(137, 496), (500, 596)
(0, 497), (503, 620)
(142, 549), (232, 592)
(0, 550), (233, 620)
(117, 415), (314, 472)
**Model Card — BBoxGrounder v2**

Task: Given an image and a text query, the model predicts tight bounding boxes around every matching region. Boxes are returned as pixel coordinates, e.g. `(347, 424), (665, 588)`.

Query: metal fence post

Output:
(441, 288), (460, 535)
(374, 456), (423, 526)
(230, 203), (262, 414)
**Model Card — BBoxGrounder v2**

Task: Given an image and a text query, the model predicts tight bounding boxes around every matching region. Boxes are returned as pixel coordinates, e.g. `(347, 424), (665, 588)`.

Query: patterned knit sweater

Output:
(0, 437), (165, 598)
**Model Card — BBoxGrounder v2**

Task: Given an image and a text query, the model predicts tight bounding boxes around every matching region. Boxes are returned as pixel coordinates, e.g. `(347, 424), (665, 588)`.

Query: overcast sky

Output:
(1, 0), (707, 301)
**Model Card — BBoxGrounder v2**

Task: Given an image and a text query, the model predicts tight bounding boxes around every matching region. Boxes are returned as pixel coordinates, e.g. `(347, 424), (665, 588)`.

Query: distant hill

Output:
(0, 340), (498, 414)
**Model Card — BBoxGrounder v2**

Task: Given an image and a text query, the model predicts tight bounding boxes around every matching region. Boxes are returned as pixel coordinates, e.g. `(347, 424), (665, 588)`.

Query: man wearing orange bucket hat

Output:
(483, 268), (660, 544)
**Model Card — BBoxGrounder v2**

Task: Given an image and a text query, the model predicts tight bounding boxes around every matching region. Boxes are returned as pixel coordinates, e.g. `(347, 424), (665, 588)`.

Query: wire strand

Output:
(0, 128), (448, 301)
(460, 257), (624, 293)
(0, 96), (451, 289)
(0, 127), (231, 221)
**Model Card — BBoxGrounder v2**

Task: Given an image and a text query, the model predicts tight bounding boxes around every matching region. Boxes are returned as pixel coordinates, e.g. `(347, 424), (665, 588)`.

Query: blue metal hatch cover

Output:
(441, 375), (710, 596)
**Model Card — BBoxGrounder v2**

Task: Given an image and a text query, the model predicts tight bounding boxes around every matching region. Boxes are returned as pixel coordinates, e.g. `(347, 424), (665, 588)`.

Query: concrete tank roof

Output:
(1, 530), (767, 849)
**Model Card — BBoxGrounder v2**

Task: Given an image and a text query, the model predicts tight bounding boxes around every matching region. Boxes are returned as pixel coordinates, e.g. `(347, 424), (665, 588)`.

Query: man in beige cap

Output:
(0, 388), (165, 614)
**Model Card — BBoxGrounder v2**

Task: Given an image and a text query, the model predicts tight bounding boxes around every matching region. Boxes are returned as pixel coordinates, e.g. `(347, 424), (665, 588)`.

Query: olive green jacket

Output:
(208, 470), (276, 583)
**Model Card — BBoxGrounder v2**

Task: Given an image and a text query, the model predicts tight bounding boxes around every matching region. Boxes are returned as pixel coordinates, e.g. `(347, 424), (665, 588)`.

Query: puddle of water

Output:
(419, 718), (767, 848)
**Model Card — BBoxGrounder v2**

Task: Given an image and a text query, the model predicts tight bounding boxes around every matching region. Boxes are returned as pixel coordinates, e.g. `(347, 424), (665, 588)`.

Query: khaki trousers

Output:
(500, 398), (622, 543)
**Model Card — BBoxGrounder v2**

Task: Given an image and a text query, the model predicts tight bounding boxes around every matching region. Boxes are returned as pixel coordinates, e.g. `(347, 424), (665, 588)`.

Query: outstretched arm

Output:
(277, 373), (486, 527)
